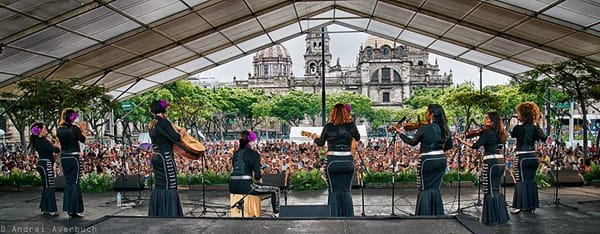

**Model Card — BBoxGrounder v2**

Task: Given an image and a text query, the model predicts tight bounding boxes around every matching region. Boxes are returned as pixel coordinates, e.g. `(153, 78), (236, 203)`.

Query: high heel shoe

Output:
(43, 212), (59, 217)
(68, 213), (84, 219)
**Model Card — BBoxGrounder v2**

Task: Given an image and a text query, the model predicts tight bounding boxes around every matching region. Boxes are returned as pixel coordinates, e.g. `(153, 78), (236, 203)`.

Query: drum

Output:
(171, 124), (206, 160)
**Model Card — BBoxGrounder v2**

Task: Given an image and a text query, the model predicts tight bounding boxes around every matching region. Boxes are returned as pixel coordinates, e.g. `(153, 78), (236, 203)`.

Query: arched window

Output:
(273, 64), (279, 75)
(381, 46), (391, 58)
(263, 64), (269, 76)
(365, 47), (373, 60)
(381, 68), (391, 83)
(371, 71), (378, 82)
(393, 70), (401, 82)
(309, 63), (317, 74)
(395, 46), (404, 58)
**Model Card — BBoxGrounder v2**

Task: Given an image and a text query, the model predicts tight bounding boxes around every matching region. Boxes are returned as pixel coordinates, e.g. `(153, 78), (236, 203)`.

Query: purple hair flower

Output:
(159, 99), (169, 109)
(247, 131), (257, 142)
(69, 112), (78, 122)
(31, 125), (42, 136)
(345, 103), (351, 112)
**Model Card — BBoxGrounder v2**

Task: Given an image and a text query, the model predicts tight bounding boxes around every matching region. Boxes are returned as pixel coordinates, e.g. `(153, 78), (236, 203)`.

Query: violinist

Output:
(392, 104), (452, 216)
(510, 102), (547, 214)
(56, 108), (86, 219)
(455, 112), (509, 226)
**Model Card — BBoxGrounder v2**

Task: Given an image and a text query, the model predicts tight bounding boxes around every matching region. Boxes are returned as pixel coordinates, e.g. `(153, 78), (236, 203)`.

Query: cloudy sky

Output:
(198, 25), (512, 88)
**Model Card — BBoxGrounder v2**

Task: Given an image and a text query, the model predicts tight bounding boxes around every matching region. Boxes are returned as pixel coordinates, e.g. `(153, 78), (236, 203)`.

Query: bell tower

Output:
(304, 27), (332, 77)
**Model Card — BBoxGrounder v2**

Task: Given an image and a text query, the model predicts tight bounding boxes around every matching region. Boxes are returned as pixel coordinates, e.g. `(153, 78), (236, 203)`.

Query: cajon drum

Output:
(230, 193), (262, 217)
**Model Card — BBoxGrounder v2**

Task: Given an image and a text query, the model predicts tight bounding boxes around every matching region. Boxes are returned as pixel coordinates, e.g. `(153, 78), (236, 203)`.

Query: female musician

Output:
(229, 130), (280, 215)
(393, 104), (452, 216)
(314, 103), (360, 217)
(147, 99), (186, 217)
(511, 102), (547, 214)
(30, 122), (60, 217)
(455, 112), (510, 225)
(56, 108), (86, 218)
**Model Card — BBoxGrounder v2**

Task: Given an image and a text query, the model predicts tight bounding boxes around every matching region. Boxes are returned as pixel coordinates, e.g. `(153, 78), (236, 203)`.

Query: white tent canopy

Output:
(289, 125), (368, 144)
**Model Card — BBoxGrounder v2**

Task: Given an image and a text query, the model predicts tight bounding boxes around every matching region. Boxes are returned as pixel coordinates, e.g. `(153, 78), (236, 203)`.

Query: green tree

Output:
(0, 77), (111, 146)
(520, 59), (600, 156)
(271, 90), (320, 126)
(326, 92), (372, 120)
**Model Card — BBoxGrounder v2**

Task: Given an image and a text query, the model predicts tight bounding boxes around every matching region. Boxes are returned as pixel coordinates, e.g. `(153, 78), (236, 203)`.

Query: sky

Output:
(197, 25), (512, 88)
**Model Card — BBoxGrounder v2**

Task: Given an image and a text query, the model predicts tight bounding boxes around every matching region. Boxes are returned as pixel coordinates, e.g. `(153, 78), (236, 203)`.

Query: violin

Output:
(464, 125), (492, 138)
(387, 121), (429, 132)
(401, 121), (430, 131)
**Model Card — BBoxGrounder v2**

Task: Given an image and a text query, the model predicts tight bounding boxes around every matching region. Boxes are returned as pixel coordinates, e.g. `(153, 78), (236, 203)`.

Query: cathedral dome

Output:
(364, 36), (397, 49)
(255, 44), (291, 59)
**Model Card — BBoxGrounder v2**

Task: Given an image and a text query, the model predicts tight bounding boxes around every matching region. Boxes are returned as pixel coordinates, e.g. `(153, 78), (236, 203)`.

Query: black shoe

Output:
(43, 212), (59, 217)
(69, 213), (84, 219)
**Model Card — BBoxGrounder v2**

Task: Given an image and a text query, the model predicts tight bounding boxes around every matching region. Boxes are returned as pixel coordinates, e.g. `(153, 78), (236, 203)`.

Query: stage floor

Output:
(1, 186), (599, 233)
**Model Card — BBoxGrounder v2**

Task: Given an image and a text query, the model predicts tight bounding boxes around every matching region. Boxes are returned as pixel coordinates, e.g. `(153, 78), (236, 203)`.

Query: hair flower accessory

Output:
(31, 125), (42, 136)
(345, 103), (351, 112)
(159, 99), (169, 108)
(69, 112), (78, 122)
(247, 131), (257, 142)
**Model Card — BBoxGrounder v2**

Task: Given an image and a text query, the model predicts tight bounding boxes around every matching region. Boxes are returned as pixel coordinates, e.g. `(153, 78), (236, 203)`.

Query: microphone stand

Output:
(383, 127), (400, 216)
(355, 146), (371, 217)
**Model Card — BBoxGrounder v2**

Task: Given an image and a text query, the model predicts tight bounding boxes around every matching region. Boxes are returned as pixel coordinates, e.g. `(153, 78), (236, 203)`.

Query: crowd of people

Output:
(2, 135), (598, 182)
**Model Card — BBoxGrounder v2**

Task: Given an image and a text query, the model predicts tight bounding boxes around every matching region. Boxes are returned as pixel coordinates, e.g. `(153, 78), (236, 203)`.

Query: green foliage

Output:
(177, 172), (230, 186)
(0, 169), (42, 187)
(536, 173), (554, 188)
(289, 169), (327, 190)
(80, 172), (114, 193)
(271, 90), (320, 126)
(443, 170), (478, 186)
(583, 162), (600, 184)
(362, 168), (418, 187)
(326, 92), (372, 119)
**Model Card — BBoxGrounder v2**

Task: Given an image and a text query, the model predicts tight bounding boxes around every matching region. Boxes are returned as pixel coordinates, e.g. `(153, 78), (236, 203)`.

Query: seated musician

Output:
(229, 130), (280, 215)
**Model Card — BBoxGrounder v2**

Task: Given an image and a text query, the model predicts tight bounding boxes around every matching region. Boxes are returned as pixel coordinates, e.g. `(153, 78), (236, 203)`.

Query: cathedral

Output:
(233, 28), (453, 108)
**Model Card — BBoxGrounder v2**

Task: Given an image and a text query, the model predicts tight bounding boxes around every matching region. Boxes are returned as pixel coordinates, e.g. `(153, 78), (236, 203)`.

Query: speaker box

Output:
(113, 175), (145, 191)
(54, 176), (65, 190)
(279, 205), (330, 218)
(549, 170), (585, 186)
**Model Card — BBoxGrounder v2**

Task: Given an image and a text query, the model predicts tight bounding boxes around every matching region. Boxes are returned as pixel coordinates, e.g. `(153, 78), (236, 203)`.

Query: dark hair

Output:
(487, 112), (508, 144)
(238, 130), (251, 149)
(29, 122), (45, 152)
(150, 99), (168, 114)
(59, 108), (77, 125)
(428, 104), (451, 140)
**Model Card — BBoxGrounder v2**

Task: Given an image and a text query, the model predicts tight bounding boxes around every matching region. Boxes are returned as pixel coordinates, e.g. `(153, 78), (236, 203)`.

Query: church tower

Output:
(304, 28), (332, 77)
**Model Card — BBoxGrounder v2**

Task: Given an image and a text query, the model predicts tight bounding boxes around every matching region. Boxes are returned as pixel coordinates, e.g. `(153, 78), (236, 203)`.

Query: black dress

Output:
(400, 123), (452, 216)
(511, 124), (547, 211)
(148, 117), (183, 217)
(469, 129), (510, 225)
(34, 137), (60, 213)
(315, 122), (360, 217)
(57, 123), (86, 214)
(229, 146), (280, 214)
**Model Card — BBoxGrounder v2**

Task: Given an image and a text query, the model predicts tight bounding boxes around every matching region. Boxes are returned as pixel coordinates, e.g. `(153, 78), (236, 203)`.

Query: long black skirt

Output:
(36, 159), (57, 213)
(326, 155), (354, 217)
(481, 157), (510, 226)
(415, 154), (447, 216)
(61, 154), (84, 214)
(512, 152), (539, 210)
(148, 151), (183, 217)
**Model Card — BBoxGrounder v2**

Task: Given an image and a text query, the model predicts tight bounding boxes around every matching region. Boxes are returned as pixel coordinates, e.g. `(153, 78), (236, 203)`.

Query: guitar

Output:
(301, 130), (358, 156)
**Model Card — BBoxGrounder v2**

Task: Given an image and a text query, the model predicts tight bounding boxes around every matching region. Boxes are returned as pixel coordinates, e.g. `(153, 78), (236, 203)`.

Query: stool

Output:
(230, 193), (262, 217)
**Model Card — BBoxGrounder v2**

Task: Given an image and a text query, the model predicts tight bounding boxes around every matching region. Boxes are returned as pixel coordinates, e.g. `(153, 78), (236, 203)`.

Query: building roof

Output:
(0, 0), (598, 100)
(255, 44), (291, 60)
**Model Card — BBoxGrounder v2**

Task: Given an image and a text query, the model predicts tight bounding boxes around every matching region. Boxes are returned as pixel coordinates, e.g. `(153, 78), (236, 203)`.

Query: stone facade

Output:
(234, 29), (453, 109)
